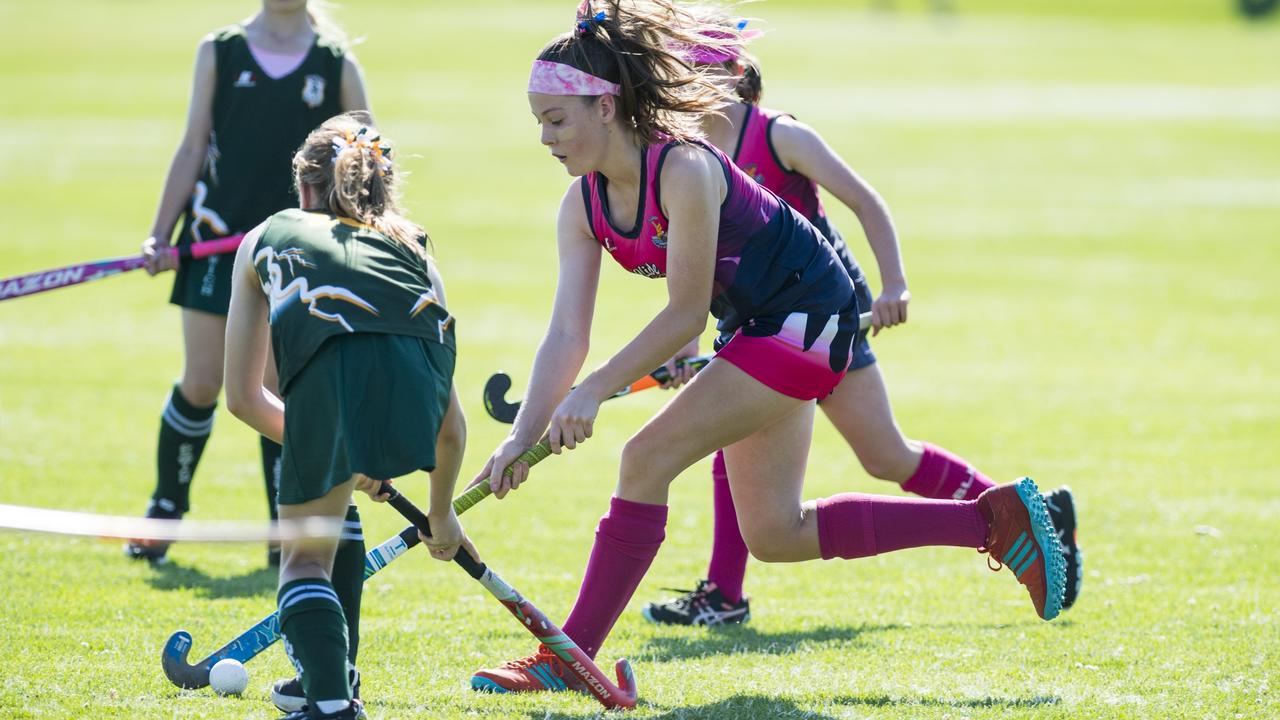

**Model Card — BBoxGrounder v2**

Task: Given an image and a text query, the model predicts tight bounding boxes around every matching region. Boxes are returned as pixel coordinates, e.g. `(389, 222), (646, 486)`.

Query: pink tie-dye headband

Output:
(684, 21), (764, 65)
(528, 60), (621, 97)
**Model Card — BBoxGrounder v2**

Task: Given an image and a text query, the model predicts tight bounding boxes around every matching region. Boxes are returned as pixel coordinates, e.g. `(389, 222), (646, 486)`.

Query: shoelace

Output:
(977, 541), (1005, 572)
(658, 581), (715, 609)
(503, 646), (563, 674)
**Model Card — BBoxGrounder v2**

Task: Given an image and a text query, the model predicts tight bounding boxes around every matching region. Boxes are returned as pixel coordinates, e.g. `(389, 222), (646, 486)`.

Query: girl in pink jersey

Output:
(641, 20), (1082, 628)
(469, 0), (1067, 696)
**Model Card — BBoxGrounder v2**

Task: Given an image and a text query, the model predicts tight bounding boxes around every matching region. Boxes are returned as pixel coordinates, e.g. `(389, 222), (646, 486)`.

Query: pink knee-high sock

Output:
(705, 450), (749, 604)
(816, 493), (988, 560)
(562, 496), (668, 659)
(900, 443), (995, 501)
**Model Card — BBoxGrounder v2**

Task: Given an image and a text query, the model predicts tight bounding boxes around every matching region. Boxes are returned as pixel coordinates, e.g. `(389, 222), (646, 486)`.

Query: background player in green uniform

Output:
(127, 0), (371, 566)
(225, 112), (470, 720)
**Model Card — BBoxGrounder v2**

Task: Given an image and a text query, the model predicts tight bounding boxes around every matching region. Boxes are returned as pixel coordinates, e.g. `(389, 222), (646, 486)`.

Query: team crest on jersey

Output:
(302, 75), (326, 108)
(742, 163), (766, 185)
(234, 70), (256, 88)
(648, 217), (668, 249)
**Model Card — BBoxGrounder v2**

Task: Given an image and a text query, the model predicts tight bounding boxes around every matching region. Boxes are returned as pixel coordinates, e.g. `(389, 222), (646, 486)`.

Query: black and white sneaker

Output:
(123, 500), (182, 565)
(277, 698), (365, 720)
(272, 667), (360, 714)
(641, 579), (750, 626)
(1043, 486), (1082, 610)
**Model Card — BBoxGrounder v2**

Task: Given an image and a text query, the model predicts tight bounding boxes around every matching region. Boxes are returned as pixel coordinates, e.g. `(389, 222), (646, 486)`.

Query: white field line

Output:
(0, 504), (344, 542)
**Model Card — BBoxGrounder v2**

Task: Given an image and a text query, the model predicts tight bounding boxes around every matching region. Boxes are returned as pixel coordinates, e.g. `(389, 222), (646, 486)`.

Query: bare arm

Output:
(540, 147), (720, 459)
(571, 146), (718, 407)
(224, 226), (284, 442)
(143, 37), (217, 274)
(420, 262), (464, 516)
(474, 180), (601, 495)
(428, 387), (466, 516)
(509, 181), (602, 445)
(773, 117), (910, 332)
(340, 53), (370, 113)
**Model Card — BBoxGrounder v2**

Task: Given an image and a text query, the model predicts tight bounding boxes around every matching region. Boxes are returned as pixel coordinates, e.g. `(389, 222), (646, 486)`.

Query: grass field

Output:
(1, 1), (1278, 718)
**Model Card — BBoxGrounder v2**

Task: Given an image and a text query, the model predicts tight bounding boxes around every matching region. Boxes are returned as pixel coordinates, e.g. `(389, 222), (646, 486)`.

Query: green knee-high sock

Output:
(279, 578), (350, 705)
(259, 436), (282, 521)
(152, 384), (215, 514)
(333, 505), (366, 664)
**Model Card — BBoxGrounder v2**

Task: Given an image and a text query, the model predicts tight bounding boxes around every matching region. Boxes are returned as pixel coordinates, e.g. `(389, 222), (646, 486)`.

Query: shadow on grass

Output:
(635, 622), (899, 662)
(834, 693), (1061, 710)
(528, 692), (1060, 719)
(527, 691), (1059, 717)
(146, 561), (277, 598)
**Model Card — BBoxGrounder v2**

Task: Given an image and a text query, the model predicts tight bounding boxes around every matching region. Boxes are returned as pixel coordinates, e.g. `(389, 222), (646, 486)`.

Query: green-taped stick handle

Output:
(451, 439), (553, 515)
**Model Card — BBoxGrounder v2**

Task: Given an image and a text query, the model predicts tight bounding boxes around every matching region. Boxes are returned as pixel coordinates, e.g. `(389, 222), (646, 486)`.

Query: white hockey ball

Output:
(209, 658), (249, 696)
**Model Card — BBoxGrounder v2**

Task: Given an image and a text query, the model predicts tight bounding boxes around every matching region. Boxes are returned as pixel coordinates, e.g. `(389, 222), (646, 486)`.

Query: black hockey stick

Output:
(483, 310), (873, 423)
(484, 355), (713, 424)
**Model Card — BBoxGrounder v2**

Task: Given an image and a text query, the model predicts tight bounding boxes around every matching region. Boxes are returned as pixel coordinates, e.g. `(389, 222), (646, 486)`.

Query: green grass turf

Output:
(1, 1), (1277, 718)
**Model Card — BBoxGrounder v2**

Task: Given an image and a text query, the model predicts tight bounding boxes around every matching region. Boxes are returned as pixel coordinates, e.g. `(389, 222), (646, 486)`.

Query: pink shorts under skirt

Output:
(715, 312), (849, 401)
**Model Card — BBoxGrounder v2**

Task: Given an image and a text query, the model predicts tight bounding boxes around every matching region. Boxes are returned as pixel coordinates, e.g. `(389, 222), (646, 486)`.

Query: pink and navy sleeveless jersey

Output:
(732, 104), (860, 279)
(732, 105), (824, 224)
(581, 140), (863, 368)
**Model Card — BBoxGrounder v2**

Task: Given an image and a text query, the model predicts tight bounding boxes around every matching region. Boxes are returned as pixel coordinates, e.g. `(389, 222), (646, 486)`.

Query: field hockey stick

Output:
(484, 310), (873, 424)
(484, 355), (714, 424)
(381, 482), (639, 710)
(0, 234), (244, 302)
(161, 441), (553, 690)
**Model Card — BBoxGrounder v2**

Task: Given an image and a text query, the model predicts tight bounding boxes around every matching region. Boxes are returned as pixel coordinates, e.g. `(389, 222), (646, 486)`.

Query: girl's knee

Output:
(857, 441), (921, 483)
(177, 378), (222, 409)
(279, 560), (330, 583)
(739, 520), (801, 563)
(617, 432), (677, 493)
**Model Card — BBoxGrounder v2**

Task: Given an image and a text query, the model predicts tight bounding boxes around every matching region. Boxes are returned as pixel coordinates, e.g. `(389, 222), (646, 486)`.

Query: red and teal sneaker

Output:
(471, 644), (588, 694)
(976, 477), (1067, 621)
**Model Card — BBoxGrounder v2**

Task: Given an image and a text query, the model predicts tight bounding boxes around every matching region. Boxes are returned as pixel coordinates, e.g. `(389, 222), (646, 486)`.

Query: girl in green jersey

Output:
(127, 0), (370, 568)
(225, 112), (471, 720)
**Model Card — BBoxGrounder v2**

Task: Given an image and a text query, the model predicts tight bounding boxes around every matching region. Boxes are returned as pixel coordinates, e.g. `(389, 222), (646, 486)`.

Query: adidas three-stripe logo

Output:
(1003, 531), (1039, 578)
(527, 662), (567, 691)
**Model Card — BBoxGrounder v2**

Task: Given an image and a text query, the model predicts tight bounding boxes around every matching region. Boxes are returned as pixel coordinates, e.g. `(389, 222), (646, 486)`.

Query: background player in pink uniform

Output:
(641, 18), (1082, 627)
(468, 0), (1069, 696)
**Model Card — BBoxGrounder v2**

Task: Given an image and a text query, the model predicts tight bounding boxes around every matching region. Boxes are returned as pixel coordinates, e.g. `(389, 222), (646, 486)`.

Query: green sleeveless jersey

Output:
(180, 25), (345, 244)
(252, 209), (456, 393)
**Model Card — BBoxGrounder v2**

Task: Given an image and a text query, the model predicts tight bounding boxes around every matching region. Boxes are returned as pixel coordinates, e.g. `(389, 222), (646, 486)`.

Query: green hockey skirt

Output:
(278, 332), (455, 505)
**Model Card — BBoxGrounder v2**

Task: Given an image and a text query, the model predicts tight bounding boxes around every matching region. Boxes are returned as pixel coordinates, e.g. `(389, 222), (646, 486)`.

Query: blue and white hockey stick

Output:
(160, 442), (553, 689)
(161, 524), (420, 689)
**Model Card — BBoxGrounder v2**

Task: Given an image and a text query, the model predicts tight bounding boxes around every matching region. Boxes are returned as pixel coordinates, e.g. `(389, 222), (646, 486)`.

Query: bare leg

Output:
(261, 344), (285, 563)
(559, 360), (805, 656)
(277, 478), (355, 584)
(616, 360), (805, 504)
(822, 364), (995, 501)
(819, 363), (922, 483)
(179, 309), (227, 406)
